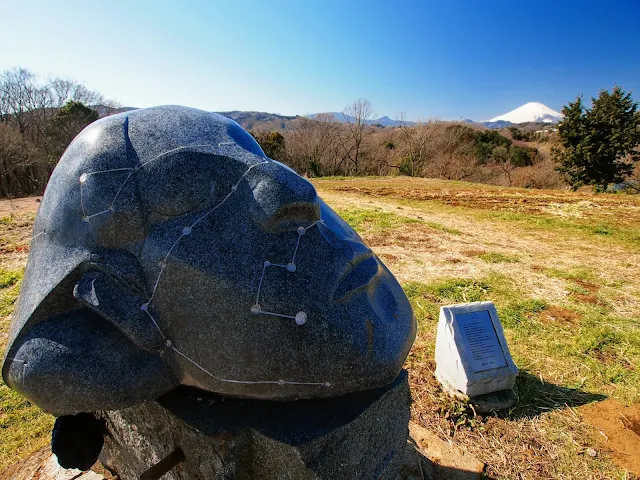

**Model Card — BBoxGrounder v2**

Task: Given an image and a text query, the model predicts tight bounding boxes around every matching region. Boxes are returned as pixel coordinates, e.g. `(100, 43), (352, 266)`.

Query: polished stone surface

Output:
(2, 105), (416, 416)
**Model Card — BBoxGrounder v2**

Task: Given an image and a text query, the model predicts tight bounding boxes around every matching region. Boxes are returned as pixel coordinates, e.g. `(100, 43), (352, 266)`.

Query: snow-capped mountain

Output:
(489, 102), (563, 124)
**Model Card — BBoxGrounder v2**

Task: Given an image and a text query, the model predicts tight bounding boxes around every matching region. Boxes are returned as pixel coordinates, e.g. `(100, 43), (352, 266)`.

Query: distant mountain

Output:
(489, 102), (563, 124)
(216, 111), (299, 130)
(308, 112), (415, 127)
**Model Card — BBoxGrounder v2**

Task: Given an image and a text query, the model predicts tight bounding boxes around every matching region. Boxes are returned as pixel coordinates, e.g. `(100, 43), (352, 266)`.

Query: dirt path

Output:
(317, 188), (640, 318)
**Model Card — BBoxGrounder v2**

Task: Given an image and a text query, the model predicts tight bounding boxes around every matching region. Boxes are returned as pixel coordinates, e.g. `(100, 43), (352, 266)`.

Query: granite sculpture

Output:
(2, 105), (416, 417)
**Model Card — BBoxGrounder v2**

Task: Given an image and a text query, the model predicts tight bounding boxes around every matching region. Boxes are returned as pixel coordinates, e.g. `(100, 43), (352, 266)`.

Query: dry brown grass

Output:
(316, 177), (640, 479)
(1, 180), (640, 478)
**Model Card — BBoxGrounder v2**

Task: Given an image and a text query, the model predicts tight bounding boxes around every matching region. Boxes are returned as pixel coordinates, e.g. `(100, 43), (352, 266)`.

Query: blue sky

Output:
(2, 0), (639, 121)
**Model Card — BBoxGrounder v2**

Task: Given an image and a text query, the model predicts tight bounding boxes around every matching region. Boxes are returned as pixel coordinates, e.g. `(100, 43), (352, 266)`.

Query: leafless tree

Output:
(394, 115), (441, 176)
(490, 145), (514, 186)
(426, 123), (477, 180)
(0, 124), (41, 196)
(339, 98), (375, 174)
(287, 113), (341, 176)
(0, 67), (113, 196)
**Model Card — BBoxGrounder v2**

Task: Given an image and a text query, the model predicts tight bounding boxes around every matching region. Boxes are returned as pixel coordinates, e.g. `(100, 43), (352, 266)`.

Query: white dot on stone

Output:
(324, 382), (331, 387)
(297, 226), (306, 235)
(79, 173), (88, 183)
(295, 311), (307, 325)
(286, 263), (296, 272)
(82, 216), (89, 223)
(159, 261), (167, 269)
(182, 226), (192, 236)
(165, 339), (172, 347)
(231, 185), (237, 191)
(278, 379), (285, 385)
(264, 260), (271, 267)
(251, 304), (261, 315)
(141, 303), (149, 311)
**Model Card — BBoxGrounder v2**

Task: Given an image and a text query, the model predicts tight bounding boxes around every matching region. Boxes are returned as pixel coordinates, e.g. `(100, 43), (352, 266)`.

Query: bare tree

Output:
(489, 145), (514, 186)
(394, 115), (440, 176)
(0, 67), (113, 196)
(427, 124), (477, 180)
(339, 98), (375, 174)
(287, 113), (341, 176)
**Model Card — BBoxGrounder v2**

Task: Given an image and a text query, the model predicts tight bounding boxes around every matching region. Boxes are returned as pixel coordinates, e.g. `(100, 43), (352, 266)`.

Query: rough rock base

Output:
(98, 371), (411, 480)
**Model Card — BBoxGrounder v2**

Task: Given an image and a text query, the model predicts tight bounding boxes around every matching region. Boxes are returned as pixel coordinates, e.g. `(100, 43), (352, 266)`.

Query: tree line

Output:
(0, 67), (113, 197)
(1, 67), (638, 198)
(252, 98), (549, 188)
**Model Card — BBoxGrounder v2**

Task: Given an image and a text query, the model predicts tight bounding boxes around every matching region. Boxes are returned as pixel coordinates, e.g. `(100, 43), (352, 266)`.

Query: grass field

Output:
(0, 180), (639, 478)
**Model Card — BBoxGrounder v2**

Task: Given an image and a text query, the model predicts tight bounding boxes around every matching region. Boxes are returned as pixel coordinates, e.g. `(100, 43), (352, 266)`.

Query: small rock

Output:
(409, 423), (485, 480)
(586, 448), (598, 457)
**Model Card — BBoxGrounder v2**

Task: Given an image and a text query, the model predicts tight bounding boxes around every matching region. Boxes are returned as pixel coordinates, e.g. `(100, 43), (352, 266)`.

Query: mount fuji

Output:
(489, 102), (563, 124)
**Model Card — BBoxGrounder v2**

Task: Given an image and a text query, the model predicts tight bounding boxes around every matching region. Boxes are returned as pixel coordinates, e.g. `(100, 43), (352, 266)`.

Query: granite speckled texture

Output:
(98, 371), (411, 480)
(2, 105), (416, 416)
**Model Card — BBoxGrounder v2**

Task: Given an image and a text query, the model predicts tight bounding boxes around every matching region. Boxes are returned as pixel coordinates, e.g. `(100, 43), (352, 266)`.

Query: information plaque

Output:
(434, 301), (518, 398)
(456, 310), (507, 372)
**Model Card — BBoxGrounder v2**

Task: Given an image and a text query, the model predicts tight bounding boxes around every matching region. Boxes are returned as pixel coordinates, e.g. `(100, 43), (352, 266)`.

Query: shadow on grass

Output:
(498, 371), (606, 421)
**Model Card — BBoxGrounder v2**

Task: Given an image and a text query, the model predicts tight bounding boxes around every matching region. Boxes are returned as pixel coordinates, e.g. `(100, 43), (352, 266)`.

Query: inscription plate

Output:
(456, 310), (507, 372)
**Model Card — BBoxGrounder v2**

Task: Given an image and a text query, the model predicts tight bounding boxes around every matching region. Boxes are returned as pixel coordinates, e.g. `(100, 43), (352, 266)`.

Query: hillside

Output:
(216, 111), (299, 131)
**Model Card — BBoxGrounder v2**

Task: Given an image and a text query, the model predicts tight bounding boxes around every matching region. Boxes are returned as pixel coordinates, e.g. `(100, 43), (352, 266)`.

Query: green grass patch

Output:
(542, 266), (597, 282)
(0, 269), (23, 318)
(476, 252), (519, 264)
(335, 206), (462, 236)
(478, 210), (640, 250)
(388, 195), (640, 251)
(0, 269), (22, 289)
(423, 221), (462, 235)
(0, 384), (53, 472)
(335, 207), (421, 232)
(0, 267), (53, 472)
(499, 298), (547, 328)
(403, 272), (640, 402)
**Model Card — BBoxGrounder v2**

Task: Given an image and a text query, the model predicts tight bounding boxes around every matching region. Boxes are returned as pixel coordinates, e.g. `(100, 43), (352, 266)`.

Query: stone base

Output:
(436, 370), (517, 414)
(97, 371), (411, 480)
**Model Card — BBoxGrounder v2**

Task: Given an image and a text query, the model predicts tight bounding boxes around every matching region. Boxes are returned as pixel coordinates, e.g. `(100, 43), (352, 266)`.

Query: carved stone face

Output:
(2, 106), (415, 415)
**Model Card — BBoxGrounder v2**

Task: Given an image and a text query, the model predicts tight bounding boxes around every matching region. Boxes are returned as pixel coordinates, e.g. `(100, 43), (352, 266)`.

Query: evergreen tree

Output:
(45, 101), (98, 164)
(250, 130), (286, 161)
(554, 87), (640, 191)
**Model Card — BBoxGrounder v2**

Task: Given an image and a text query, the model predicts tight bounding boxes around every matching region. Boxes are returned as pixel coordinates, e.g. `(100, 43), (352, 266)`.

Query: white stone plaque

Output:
(434, 301), (518, 398)
(456, 310), (507, 372)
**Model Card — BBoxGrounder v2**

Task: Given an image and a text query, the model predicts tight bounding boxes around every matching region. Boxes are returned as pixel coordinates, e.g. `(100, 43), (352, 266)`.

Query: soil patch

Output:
(0, 197), (41, 217)
(574, 279), (599, 294)
(539, 306), (581, 325)
(570, 293), (599, 304)
(580, 399), (640, 476)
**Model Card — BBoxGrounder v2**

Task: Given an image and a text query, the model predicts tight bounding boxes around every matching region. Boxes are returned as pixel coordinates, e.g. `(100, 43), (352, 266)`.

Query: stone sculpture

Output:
(2, 105), (416, 417)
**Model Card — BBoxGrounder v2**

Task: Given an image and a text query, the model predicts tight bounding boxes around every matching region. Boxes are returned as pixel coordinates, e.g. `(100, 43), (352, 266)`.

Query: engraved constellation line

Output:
(252, 220), (324, 326)
(75, 144), (331, 388)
